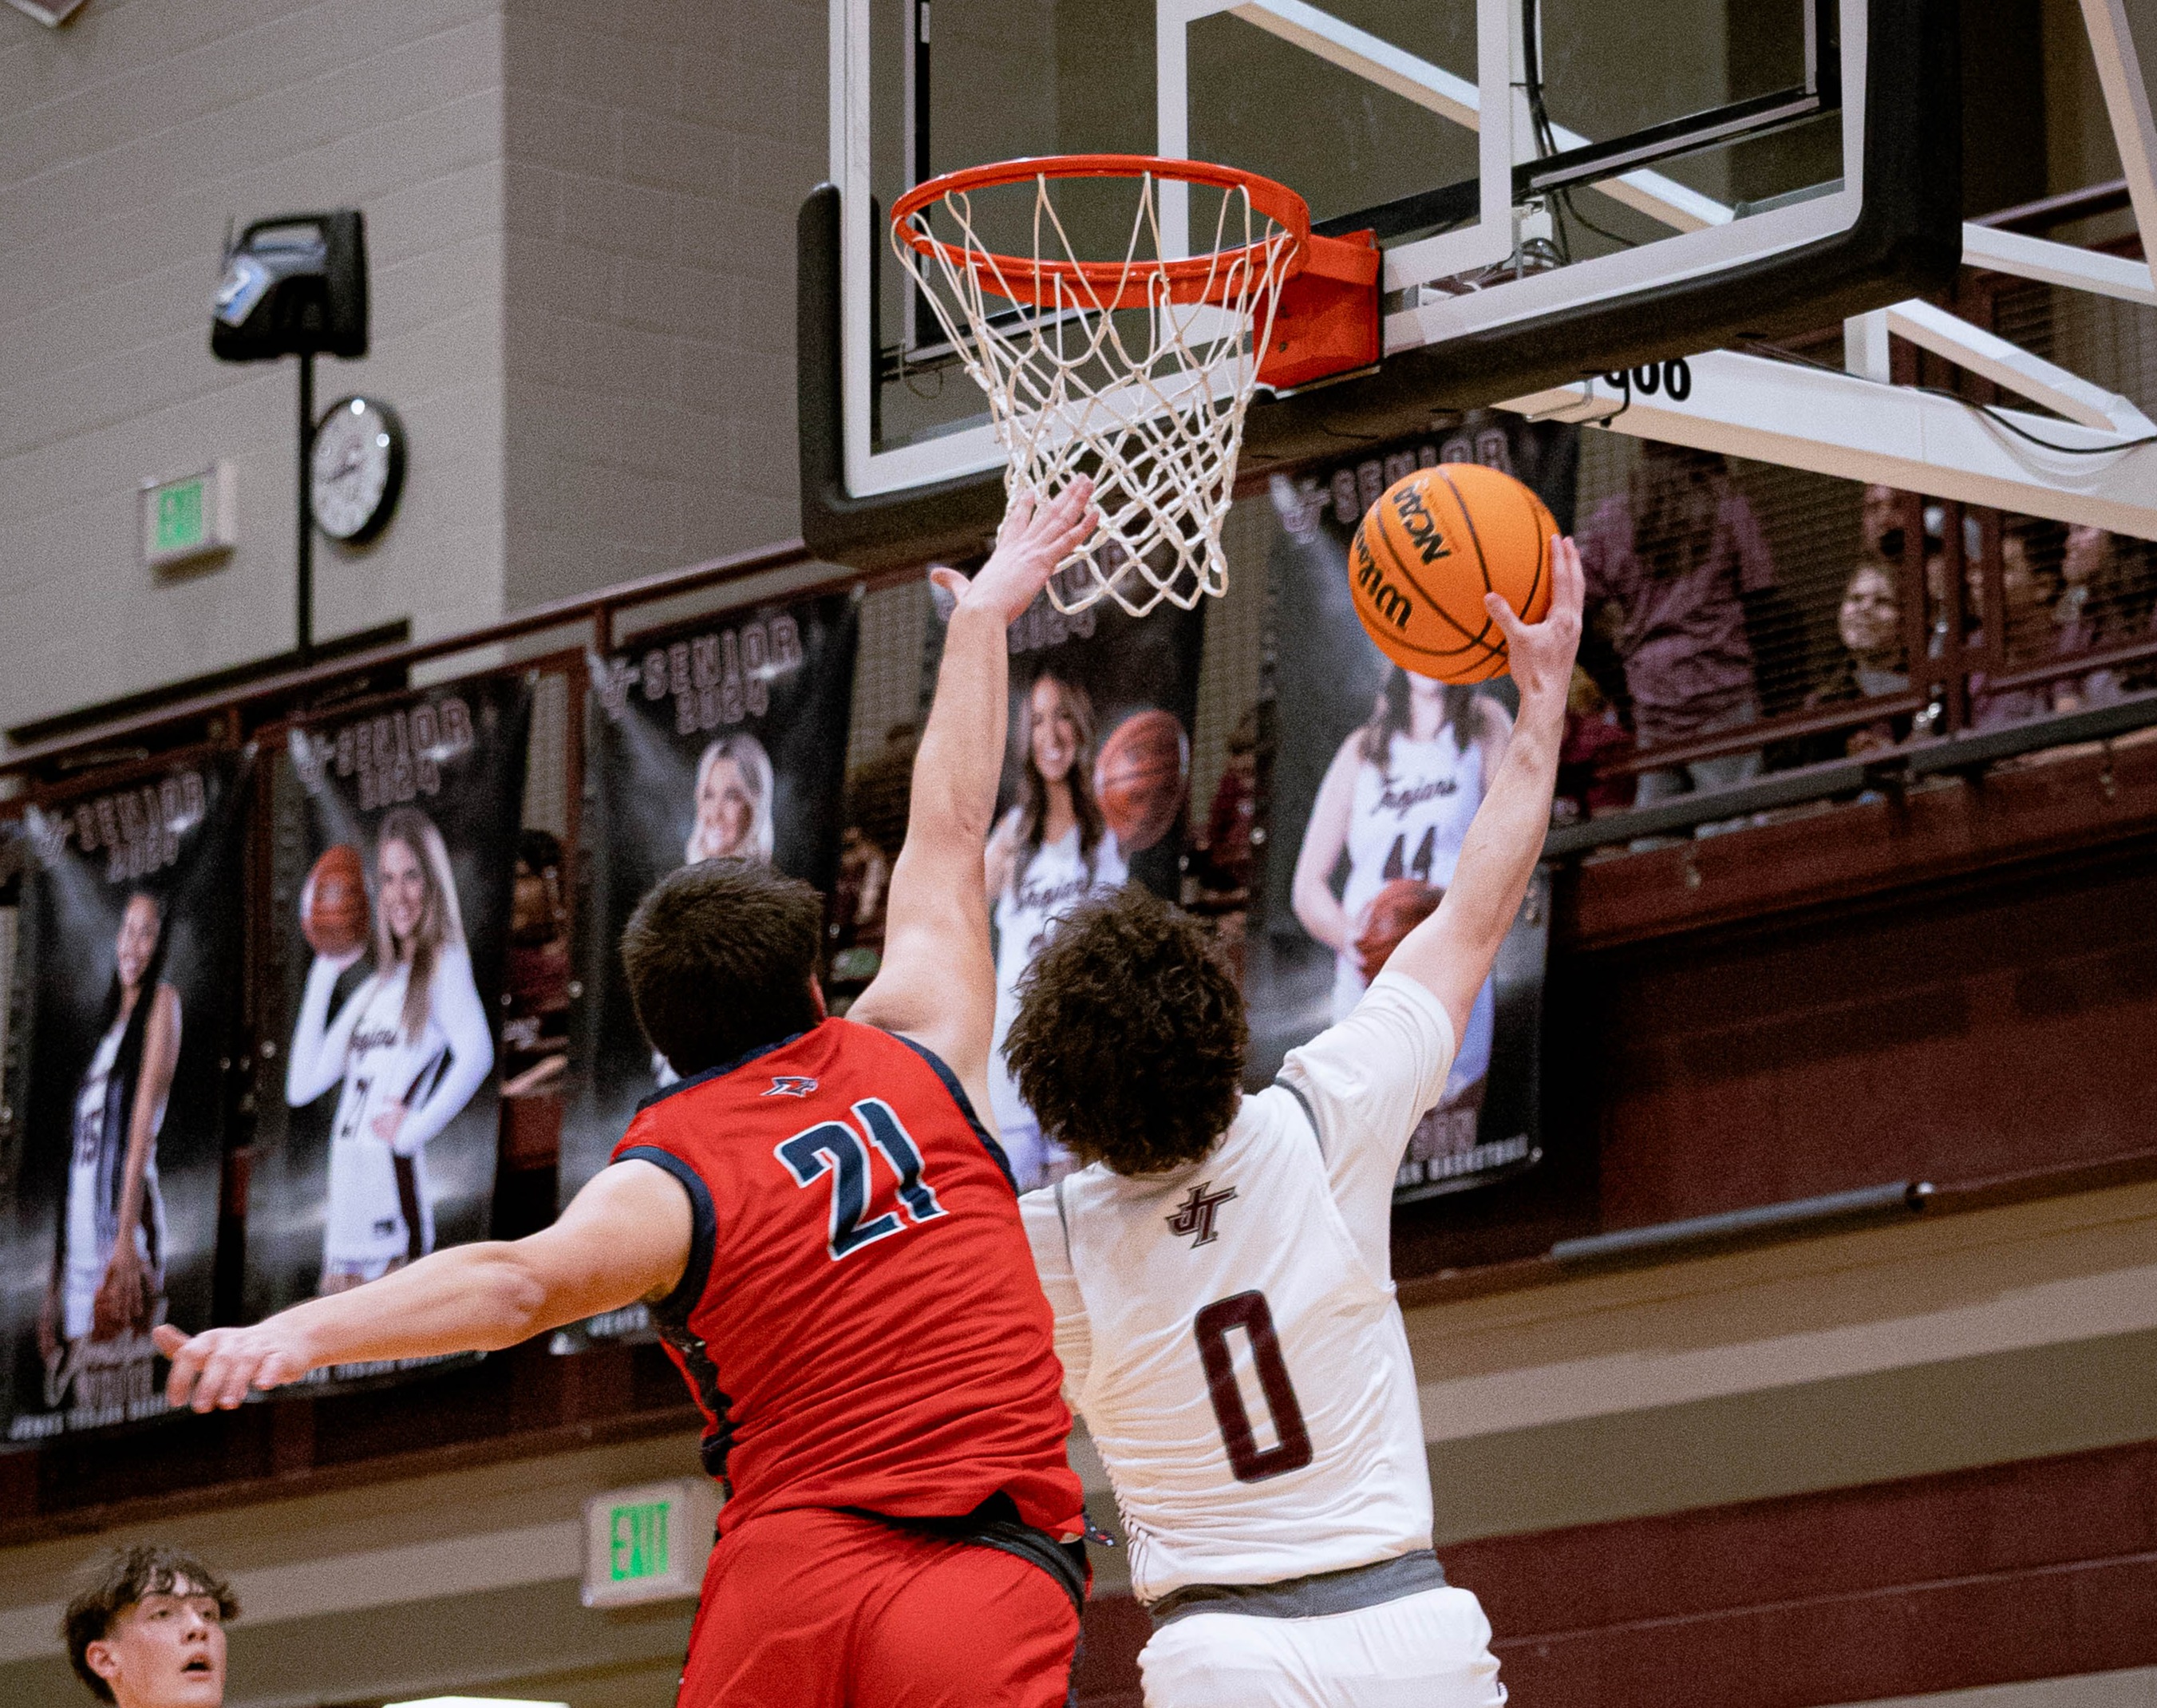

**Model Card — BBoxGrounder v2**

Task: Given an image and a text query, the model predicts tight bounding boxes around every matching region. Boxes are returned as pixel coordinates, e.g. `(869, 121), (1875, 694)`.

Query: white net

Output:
(893, 168), (1298, 616)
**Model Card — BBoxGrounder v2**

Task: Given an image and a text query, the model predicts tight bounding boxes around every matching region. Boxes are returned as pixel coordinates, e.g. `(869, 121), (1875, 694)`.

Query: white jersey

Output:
(286, 948), (493, 1271)
(1329, 732), (1492, 1099)
(1021, 971), (1456, 1603)
(62, 1015), (169, 1342)
(989, 820), (1126, 1173)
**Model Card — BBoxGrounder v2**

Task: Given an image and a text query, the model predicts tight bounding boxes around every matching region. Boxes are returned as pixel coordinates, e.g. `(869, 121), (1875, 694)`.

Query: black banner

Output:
(950, 564), (1207, 1190)
(1250, 416), (1576, 1201)
(4, 751), (249, 1441)
(569, 591), (861, 1236)
(243, 678), (531, 1380)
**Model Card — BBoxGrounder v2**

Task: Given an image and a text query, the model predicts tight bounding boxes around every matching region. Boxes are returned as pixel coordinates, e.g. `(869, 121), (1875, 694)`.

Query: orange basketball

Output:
(1355, 877), (1443, 984)
(300, 843), (370, 959)
(1093, 709), (1189, 853)
(1348, 463), (1558, 683)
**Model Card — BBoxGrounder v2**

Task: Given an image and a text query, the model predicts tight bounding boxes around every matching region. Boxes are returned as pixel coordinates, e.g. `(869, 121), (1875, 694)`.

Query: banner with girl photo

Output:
(569, 591), (860, 1242)
(242, 679), (530, 1381)
(3, 751), (249, 1442)
(940, 560), (1207, 1192)
(1251, 416), (1577, 1202)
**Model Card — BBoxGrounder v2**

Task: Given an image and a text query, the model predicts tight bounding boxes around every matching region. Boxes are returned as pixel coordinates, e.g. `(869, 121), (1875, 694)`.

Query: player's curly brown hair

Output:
(1004, 885), (1245, 1176)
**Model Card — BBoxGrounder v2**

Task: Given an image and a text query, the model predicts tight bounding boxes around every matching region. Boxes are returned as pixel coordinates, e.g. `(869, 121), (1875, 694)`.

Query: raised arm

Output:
(1387, 537), (1584, 1038)
(848, 483), (1098, 1112)
(153, 1157), (692, 1411)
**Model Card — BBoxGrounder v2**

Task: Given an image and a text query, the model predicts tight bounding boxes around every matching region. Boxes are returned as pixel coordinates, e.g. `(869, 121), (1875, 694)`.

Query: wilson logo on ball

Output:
(1347, 462), (1555, 683)
(1353, 536), (1414, 631)
(1389, 484), (1453, 565)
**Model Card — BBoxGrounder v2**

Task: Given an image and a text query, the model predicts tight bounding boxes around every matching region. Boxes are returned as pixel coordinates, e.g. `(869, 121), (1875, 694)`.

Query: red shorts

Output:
(679, 1506), (1080, 1707)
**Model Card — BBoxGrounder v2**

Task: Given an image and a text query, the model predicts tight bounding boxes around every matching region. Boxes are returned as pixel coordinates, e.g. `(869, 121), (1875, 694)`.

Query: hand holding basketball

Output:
(1482, 534), (1585, 714)
(934, 480), (1100, 626)
(300, 843), (369, 964)
(1347, 464), (1558, 683)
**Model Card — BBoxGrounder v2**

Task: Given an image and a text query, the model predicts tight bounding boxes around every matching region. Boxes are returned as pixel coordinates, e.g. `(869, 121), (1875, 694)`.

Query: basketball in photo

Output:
(1093, 708), (1190, 853)
(1349, 465), (1558, 684)
(299, 843), (370, 959)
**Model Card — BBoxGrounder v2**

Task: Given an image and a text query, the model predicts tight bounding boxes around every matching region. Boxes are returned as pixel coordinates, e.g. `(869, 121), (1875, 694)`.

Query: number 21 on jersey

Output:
(776, 1098), (946, 1261)
(1195, 1291), (1314, 1482)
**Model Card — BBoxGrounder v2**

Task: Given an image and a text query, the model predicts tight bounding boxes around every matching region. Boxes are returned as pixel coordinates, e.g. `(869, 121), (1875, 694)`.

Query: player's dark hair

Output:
(622, 859), (826, 1077)
(1005, 885), (1245, 1176)
(62, 1544), (238, 1702)
(1359, 667), (1475, 774)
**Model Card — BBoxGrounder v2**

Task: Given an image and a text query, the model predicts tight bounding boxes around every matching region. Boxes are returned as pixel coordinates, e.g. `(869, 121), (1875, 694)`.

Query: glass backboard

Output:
(803, 0), (1959, 568)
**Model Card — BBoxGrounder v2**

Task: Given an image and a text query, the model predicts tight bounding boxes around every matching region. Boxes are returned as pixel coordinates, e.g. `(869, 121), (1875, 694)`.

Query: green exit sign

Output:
(609, 1499), (670, 1582)
(141, 462), (235, 570)
(582, 1479), (721, 1608)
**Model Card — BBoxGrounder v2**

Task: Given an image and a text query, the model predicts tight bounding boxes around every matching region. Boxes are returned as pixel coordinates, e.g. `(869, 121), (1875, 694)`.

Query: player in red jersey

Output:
(153, 481), (1104, 1708)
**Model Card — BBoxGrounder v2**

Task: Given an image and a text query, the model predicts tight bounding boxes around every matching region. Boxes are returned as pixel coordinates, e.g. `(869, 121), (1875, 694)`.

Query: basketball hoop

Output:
(891, 155), (1379, 617)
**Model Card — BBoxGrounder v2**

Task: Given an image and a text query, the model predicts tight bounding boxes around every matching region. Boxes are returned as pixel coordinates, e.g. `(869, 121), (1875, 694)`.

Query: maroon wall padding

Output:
(1075, 1437), (2157, 1708)
(1582, 839), (2157, 1234)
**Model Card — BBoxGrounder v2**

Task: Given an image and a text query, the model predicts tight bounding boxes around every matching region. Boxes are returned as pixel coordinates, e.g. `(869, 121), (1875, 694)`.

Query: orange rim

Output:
(890, 153), (1311, 310)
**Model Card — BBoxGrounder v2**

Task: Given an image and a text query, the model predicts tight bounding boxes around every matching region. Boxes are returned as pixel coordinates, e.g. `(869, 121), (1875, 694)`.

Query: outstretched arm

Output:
(152, 1159), (691, 1411)
(1387, 537), (1584, 1037)
(849, 484), (1098, 1114)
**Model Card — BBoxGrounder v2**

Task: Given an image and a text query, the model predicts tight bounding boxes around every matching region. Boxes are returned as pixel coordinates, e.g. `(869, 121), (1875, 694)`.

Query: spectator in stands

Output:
(500, 830), (570, 1101)
(2053, 526), (2157, 710)
(1967, 524), (2061, 732)
(1187, 705), (1264, 982)
(1578, 441), (1776, 805)
(1556, 666), (1636, 820)
(63, 1544), (233, 1707)
(1797, 557), (1910, 761)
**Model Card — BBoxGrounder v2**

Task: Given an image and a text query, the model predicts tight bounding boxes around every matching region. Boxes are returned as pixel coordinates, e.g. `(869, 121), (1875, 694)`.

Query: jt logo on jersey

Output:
(1166, 1181), (1237, 1247)
(764, 1076), (819, 1097)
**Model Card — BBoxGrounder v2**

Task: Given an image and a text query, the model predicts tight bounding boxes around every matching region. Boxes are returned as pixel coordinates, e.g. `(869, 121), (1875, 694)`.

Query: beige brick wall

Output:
(499, 0), (827, 608)
(0, 0), (511, 733)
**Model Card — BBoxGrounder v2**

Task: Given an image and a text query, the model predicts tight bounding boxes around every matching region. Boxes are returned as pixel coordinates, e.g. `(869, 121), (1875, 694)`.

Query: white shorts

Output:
(1139, 1585), (1507, 1708)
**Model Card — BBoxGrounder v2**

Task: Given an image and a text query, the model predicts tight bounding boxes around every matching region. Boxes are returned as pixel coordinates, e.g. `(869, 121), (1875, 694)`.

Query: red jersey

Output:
(612, 1018), (1084, 1540)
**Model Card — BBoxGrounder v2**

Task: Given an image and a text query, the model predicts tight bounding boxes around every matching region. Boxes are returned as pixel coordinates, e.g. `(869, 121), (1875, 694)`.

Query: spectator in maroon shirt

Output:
(1578, 443), (1776, 806)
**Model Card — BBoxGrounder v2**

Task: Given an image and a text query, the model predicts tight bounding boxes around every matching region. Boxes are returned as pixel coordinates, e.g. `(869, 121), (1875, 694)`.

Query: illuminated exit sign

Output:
(580, 1479), (721, 1608)
(140, 462), (236, 570)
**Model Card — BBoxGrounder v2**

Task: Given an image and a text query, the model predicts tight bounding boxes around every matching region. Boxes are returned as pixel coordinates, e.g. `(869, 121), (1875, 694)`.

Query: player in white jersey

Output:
(1293, 668), (1511, 1108)
(1003, 539), (1583, 1707)
(286, 808), (492, 1291)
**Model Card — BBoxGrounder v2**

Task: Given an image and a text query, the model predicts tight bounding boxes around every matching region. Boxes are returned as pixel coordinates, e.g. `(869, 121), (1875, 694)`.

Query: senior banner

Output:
(568, 592), (860, 1227)
(942, 560), (1207, 1192)
(3, 750), (249, 1442)
(1250, 417), (1577, 1202)
(243, 678), (530, 1380)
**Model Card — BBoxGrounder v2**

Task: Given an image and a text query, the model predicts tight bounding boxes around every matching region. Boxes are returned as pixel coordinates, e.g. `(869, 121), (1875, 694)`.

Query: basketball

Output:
(1354, 878), (1444, 984)
(1348, 463), (1558, 684)
(300, 843), (370, 959)
(1093, 709), (1189, 853)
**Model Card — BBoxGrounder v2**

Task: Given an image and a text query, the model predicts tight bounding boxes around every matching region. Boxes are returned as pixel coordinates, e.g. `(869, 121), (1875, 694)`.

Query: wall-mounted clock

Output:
(310, 394), (406, 544)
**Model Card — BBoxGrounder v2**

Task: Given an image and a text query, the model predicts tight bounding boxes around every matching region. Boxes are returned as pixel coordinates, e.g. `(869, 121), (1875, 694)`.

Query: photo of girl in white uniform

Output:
(39, 890), (180, 1402)
(286, 807), (494, 1293)
(986, 672), (1127, 1188)
(1292, 667), (1511, 1107)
